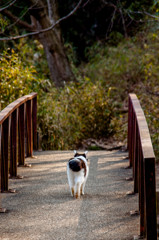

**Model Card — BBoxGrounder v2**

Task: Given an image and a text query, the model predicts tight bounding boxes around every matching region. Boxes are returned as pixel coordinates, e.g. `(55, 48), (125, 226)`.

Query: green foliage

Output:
(82, 39), (145, 99)
(15, 39), (49, 80)
(0, 39), (120, 150)
(0, 14), (8, 32)
(0, 42), (50, 110)
(0, 49), (36, 109)
(0, 20), (158, 160)
(80, 25), (159, 160)
(38, 79), (120, 150)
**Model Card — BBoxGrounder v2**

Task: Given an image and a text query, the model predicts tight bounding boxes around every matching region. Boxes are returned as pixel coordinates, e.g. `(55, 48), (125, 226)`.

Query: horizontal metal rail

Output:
(128, 93), (157, 240)
(0, 92), (37, 192)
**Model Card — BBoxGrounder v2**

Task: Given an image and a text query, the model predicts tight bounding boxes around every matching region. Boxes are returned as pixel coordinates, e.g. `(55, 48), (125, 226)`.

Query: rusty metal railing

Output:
(128, 93), (157, 240)
(0, 93), (37, 194)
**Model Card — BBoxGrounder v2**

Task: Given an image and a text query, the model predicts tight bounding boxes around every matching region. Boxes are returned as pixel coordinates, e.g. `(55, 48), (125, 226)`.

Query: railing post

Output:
(0, 125), (6, 212)
(144, 157), (157, 240)
(10, 109), (18, 177)
(1, 119), (9, 192)
(33, 96), (37, 150)
(134, 119), (138, 193)
(18, 104), (25, 166)
(26, 100), (33, 157)
(0, 125), (2, 191)
(132, 112), (135, 180)
(139, 149), (145, 237)
(128, 96), (133, 167)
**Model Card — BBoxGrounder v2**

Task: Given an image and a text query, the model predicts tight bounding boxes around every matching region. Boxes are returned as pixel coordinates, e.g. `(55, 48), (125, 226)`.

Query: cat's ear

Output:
(74, 150), (77, 155)
(84, 151), (88, 155)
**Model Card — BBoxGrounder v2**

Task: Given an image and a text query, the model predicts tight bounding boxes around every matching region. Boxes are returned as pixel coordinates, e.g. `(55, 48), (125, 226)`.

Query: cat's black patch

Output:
(69, 158), (86, 176)
(69, 160), (82, 172)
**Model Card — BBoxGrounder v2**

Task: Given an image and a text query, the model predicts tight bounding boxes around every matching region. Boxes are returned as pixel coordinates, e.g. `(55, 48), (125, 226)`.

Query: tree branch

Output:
(0, 0), (17, 12)
(0, 0), (41, 34)
(127, 9), (159, 19)
(119, 8), (128, 37)
(82, 0), (91, 8)
(106, 7), (117, 38)
(2, 9), (34, 31)
(47, 0), (54, 24)
(0, 0), (83, 41)
(102, 0), (117, 10)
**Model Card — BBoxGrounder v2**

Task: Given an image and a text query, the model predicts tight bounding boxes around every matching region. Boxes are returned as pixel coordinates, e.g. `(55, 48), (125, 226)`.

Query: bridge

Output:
(0, 93), (158, 240)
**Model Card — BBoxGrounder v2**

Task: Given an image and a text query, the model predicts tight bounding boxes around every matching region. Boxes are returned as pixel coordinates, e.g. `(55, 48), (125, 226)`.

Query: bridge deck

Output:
(0, 150), (139, 240)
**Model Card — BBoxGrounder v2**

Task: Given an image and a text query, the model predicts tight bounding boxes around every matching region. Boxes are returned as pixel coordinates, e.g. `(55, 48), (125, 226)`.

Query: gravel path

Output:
(0, 150), (139, 240)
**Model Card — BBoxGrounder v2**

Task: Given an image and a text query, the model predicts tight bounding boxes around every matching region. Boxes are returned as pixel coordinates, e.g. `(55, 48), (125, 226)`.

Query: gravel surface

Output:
(0, 150), (139, 240)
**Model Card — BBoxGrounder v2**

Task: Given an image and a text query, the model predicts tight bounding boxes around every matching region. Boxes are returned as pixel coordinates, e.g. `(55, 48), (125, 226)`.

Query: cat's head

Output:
(74, 150), (88, 161)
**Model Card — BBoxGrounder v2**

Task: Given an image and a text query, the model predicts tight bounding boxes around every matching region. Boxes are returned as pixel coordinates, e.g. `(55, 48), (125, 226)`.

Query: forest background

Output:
(0, 0), (159, 161)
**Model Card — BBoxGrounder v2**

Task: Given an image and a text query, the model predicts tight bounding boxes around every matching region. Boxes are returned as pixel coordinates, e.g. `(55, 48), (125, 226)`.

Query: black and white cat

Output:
(67, 150), (89, 199)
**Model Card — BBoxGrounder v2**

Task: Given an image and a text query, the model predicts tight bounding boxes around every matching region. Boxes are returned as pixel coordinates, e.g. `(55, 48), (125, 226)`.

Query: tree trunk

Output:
(29, 0), (75, 87)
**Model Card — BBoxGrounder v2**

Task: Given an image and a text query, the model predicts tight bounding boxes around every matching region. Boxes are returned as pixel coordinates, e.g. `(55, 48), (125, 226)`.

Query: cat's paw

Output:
(75, 193), (80, 199)
(71, 187), (74, 197)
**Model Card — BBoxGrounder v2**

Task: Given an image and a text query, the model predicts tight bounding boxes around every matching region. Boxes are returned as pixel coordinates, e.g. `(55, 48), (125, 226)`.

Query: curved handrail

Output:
(0, 92), (37, 193)
(128, 93), (155, 159)
(0, 92), (37, 124)
(128, 93), (157, 239)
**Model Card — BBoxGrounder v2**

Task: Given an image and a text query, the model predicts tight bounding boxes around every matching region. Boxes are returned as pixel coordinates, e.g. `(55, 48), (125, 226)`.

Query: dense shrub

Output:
(0, 43), (120, 150)
(38, 79), (120, 150)
(0, 46), (49, 110)
(0, 49), (37, 109)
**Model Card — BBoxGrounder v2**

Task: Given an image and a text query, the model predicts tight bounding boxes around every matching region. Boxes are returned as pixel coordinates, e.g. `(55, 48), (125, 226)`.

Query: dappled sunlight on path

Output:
(0, 150), (139, 240)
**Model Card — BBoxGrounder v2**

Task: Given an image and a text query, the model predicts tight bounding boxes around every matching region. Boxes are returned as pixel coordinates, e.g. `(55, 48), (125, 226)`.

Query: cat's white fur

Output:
(67, 150), (89, 199)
